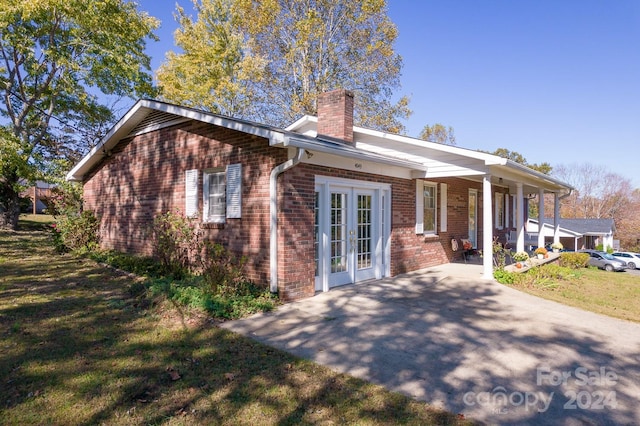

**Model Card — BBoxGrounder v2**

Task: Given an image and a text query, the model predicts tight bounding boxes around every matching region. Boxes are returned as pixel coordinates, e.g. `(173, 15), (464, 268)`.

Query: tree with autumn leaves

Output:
(156, 0), (411, 133)
(0, 0), (158, 229)
(552, 164), (640, 251)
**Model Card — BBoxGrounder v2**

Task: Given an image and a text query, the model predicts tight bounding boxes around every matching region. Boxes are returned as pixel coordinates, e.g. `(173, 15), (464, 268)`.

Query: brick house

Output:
(67, 89), (573, 301)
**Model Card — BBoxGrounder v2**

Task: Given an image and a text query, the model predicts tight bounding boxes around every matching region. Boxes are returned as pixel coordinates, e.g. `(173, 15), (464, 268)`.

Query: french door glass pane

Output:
(357, 194), (372, 269)
(330, 193), (347, 273)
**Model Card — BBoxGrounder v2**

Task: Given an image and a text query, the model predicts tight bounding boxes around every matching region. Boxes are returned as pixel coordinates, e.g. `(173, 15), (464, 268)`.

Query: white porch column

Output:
(516, 183), (525, 253)
(538, 187), (545, 249)
(482, 174), (494, 280)
(553, 193), (560, 244)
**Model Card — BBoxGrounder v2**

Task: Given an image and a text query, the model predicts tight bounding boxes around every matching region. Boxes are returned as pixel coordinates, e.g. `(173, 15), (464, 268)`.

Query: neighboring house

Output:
(20, 181), (55, 214)
(67, 89), (573, 301)
(525, 217), (616, 251)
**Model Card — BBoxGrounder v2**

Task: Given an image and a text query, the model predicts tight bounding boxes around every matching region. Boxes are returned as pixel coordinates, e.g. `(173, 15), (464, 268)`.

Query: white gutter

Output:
(269, 147), (306, 293)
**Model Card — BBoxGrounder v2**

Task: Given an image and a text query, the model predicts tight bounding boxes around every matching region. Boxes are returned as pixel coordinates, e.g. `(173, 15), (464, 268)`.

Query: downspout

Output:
(270, 147), (306, 293)
(559, 188), (573, 201)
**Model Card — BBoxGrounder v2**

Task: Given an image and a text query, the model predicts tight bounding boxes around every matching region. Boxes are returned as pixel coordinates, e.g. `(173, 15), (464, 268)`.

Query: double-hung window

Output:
(185, 164), (242, 224)
(204, 169), (226, 223)
(416, 180), (440, 235)
(423, 183), (437, 234)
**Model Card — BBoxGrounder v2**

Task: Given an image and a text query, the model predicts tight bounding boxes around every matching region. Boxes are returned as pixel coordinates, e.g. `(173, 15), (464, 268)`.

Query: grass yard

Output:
(0, 216), (469, 425)
(501, 263), (640, 323)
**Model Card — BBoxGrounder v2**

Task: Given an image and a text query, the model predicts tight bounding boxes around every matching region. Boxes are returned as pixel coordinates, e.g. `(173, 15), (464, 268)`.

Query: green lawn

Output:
(0, 217), (470, 425)
(501, 263), (640, 323)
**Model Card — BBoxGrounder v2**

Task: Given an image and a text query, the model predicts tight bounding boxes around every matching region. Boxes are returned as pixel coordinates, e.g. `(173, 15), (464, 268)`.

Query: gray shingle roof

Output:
(538, 218), (615, 235)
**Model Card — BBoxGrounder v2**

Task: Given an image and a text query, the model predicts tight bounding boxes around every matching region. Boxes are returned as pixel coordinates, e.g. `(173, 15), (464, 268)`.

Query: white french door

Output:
(315, 177), (390, 292)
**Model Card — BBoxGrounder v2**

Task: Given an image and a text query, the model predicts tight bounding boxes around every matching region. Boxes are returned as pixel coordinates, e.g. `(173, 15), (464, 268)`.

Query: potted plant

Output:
(534, 247), (548, 259)
(513, 251), (529, 267)
(551, 242), (563, 253)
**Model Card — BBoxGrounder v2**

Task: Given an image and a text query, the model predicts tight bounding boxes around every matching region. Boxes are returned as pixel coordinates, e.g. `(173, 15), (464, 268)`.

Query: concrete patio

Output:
(222, 263), (640, 425)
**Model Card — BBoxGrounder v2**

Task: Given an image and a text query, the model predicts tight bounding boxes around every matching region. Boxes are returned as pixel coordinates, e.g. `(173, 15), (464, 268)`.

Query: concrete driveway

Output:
(221, 264), (640, 425)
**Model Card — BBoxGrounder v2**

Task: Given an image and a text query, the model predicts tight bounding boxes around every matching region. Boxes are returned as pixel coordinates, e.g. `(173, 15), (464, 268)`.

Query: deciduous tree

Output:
(553, 163), (638, 249)
(418, 123), (456, 145)
(156, 0), (267, 119)
(157, 0), (411, 132)
(553, 163), (630, 219)
(0, 0), (158, 229)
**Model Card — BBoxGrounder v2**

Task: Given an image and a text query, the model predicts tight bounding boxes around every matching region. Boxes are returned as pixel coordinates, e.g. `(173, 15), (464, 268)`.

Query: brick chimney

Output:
(317, 89), (354, 144)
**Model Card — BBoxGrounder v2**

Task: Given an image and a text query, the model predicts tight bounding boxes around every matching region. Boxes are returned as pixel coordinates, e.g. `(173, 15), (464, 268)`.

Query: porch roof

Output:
(287, 116), (573, 195)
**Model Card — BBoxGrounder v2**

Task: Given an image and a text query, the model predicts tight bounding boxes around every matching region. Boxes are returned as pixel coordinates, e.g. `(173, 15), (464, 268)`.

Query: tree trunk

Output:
(0, 176), (21, 230)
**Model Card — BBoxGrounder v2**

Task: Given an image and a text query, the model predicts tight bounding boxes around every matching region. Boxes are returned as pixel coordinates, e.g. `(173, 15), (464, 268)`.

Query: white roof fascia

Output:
(357, 141), (492, 178)
(283, 136), (427, 172)
(285, 115), (315, 132)
(66, 100), (287, 181)
(355, 126), (507, 165)
(66, 100), (148, 181)
(502, 160), (574, 193)
(287, 116), (506, 165)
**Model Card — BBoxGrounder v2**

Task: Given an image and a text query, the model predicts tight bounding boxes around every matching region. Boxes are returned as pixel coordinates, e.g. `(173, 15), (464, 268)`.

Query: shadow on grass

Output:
(0, 226), (467, 425)
(222, 268), (640, 425)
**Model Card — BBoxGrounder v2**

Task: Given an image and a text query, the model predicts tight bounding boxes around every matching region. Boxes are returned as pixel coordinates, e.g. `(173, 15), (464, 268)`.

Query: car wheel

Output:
(605, 264), (614, 272)
(628, 262), (636, 270)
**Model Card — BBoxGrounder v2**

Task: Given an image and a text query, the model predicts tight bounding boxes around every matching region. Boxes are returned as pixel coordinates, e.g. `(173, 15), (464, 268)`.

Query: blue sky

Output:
(138, 0), (640, 187)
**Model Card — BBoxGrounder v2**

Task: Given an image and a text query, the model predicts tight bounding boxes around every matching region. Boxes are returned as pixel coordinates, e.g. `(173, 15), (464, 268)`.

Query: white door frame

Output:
(315, 176), (391, 292)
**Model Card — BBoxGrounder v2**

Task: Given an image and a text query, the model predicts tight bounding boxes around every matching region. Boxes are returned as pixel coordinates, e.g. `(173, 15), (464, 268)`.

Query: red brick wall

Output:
(275, 167), (495, 298)
(83, 120), (287, 286)
(83, 120), (504, 301)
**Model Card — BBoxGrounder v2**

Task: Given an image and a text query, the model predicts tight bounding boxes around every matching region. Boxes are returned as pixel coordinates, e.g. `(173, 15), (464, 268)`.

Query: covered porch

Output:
(463, 168), (572, 278)
(355, 133), (573, 279)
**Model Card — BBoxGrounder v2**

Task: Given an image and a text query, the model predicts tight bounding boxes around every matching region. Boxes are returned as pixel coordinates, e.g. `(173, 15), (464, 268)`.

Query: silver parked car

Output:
(579, 250), (627, 272)
(611, 252), (640, 270)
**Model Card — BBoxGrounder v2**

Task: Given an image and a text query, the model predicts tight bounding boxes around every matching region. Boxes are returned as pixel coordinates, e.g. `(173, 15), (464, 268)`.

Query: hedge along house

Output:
(67, 89), (573, 301)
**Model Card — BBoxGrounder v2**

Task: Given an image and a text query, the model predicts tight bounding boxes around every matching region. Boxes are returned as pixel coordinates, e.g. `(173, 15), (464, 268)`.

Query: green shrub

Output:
(516, 263), (582, 290)
(150, 211), (200, 278)
(48, 184), (99, 253)
(205, 292), (277, 319)
(595, 243), (614, 254)
(146, 276), (277, 319)
(86, 210), (279, 320)
(494, 268), (516, 284)
(558, 252), (590, 269)
(64, 210), (99, 251)
(50, 222), (67, 253)
(52, 210), (100, 253)
(199, 242), (250, 297)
